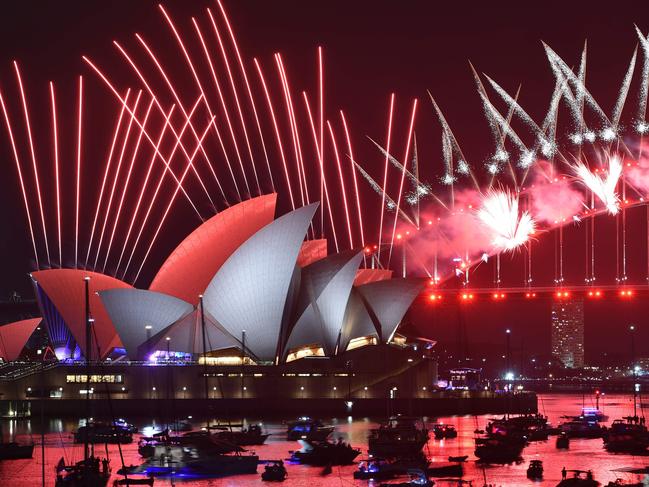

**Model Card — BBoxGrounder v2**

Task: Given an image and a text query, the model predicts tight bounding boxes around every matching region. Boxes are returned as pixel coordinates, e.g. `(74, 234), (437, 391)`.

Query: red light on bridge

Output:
(460, 293), (475, 301)
(429, 294), (443, 302)
(525, 292), (537, 298)
(492, 293), (506, 299)
(555, 291), (570, 298)
(587, 290), (602, 298)
(619, 289), (634, 298)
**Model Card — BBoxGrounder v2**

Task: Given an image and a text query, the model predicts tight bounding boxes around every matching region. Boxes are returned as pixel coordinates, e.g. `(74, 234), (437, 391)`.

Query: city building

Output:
(551, 298), (585, 368)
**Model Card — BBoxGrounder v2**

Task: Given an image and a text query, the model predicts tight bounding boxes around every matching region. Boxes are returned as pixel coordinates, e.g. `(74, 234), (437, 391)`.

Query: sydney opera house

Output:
(0, 195), (434, 413)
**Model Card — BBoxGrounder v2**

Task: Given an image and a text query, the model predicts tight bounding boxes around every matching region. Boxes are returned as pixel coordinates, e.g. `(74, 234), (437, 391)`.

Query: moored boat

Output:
(433, 423), (458, 439)
(368, 416), (429, 457)
(527, 460), (543, 480)
(556, 469), (599, 486)
(286, 417), (334, 441)
(74, 421), (133, 444)
(261, 460), (287, 481)
(290, 439), (361, 466)
(603, 416), (649, 453)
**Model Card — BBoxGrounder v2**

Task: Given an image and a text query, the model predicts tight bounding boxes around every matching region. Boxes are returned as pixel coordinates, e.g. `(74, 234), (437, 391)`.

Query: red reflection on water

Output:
(0, 394), (647, 486)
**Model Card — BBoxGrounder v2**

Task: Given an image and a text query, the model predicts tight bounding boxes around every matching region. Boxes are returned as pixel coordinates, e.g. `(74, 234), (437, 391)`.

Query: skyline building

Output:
(551, 298), (585, 368)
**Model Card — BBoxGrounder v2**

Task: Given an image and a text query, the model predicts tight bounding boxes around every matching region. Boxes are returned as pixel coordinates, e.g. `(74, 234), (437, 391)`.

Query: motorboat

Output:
(55, 456), (111, 487)
(378, 469), (433, 487)
(368, 416), (429, 457)
(290, 439), (360, 466)
(211, 423), (270, 446)
(474, 429), (526, 464)
(581, 407), (608, 423)
(113, 419), (138, 434)
(556, 432), (570, 449)
(74, 421), (133, 444)
(354, 456), (428, 480)
(556, 469), (599, 486)
(261, 460), (287, 481)
(286, 417), (334, 441)
(527, 460), (543, 480)
(487, 414), (550, 442)
(121, 443), (258, 478)
(433, 424), (458, 439)
(603, 417), (649, 453)
(559, 417), (603, 439)
(138, 429), (241, 458)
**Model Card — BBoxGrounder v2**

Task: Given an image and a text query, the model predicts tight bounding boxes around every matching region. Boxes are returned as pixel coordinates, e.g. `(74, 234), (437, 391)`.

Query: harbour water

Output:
(1, 393), (648, 486)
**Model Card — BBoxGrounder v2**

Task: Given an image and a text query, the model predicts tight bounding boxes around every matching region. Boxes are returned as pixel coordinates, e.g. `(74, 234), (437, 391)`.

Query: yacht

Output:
(368, 416), (429, 457)
(286, 417), (334, 441)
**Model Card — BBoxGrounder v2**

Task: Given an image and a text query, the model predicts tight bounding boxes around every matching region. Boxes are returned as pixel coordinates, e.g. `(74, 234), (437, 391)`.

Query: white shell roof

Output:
(286, 250), (362, 355)
(356, 278), (425, 343)
(99, 289), (194, 360)
(338, 287), (379, 352)
(202, 203), (318, 362)
(146, 309), (239, 355)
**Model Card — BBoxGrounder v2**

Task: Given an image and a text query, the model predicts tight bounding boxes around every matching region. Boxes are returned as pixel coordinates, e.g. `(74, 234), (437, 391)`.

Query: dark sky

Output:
(0, 0), (648, 362)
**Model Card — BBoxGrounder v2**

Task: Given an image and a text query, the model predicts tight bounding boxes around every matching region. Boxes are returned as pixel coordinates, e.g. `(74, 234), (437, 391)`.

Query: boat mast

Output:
(630, 324), (637, 419)
(199, 295), (209, 431)
(84, 276), (91, 463)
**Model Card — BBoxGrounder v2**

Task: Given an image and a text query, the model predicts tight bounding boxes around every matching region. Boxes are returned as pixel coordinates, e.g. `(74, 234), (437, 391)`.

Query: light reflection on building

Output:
(551, 299), (584, 368)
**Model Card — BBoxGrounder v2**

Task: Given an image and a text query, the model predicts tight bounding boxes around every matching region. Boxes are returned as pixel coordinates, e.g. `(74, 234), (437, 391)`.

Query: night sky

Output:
(0, 0), (648, 364)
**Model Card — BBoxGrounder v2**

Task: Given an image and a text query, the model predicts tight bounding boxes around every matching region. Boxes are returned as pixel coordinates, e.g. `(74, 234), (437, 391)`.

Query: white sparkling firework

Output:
(486, 162), (501, 175)
(599, 127), (616, 141)
(570, 133), (584, 145)
(518, 150), (536, 169)
(456, 159), (470, 175)
(493, 149), (509, 162)
(477, 190), (535, 252)
(416, 183), (431, 196)
(636, 121), (649, 134)
(539, 138), (556, 158)
(583, 131), (596, 143)
(572, 155), (622, 215)
(441, 173), (456, 185)
(405, 193), (418, 206)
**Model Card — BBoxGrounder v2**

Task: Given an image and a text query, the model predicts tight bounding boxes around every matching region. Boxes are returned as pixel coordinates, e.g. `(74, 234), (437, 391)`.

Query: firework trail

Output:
(351, 159), (415, 226)
(635, 27), (649, 132)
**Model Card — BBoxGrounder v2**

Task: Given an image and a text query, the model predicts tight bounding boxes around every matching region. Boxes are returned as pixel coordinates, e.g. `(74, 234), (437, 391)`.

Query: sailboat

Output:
(55, 277), (111, 487)
(603, 325), (649, 454)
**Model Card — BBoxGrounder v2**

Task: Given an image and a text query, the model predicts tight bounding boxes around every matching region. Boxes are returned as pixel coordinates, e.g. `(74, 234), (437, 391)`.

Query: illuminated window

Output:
(66, 374), (123, 384)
